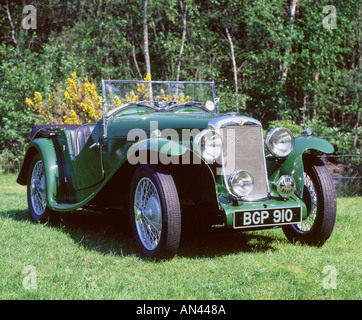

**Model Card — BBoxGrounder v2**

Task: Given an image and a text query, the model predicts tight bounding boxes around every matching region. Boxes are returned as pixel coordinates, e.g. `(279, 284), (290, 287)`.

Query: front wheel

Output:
(283, 155), (337, 246)
(129, 165), (181, 259)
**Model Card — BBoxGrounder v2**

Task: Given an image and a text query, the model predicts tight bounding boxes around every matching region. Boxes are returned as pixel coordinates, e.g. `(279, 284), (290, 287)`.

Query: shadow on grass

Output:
(178, 226), (277, 258)
(2, 208), (279, 259)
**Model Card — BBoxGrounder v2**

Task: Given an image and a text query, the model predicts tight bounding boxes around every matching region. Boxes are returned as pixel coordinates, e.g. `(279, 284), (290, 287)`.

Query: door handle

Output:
(89, 142), (100, 149)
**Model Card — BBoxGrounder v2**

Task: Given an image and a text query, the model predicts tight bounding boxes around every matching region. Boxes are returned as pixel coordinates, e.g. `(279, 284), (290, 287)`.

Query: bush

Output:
(25, 72), (103, 125)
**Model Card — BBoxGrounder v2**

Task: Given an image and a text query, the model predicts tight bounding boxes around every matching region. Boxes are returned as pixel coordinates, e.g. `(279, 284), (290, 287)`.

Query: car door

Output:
(73, 121), (104, 190)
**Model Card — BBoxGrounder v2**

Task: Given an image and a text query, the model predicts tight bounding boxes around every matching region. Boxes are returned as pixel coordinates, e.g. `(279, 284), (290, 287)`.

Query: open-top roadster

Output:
(17, 80), (337, 259)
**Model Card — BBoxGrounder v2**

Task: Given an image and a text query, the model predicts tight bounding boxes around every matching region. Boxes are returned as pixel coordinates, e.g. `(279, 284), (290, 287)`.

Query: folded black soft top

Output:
(30, 125), (81, 140)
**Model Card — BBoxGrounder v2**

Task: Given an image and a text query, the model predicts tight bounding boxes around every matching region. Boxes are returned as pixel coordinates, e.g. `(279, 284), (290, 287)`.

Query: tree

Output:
(143, 0), (151, 77)
(176, 0), (188, 82)
(5, 0), (17, 50)
(224, 5), (239, 113)
(280, 0), (298, 83)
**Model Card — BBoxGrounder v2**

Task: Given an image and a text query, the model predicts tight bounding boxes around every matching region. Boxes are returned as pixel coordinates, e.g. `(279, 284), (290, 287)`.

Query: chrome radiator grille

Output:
(220, 125), (269, 200)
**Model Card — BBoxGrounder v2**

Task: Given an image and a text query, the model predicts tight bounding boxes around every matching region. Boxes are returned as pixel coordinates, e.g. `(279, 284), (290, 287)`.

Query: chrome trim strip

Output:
(208, 115), (261, 130)
(101, 79), (108, 138)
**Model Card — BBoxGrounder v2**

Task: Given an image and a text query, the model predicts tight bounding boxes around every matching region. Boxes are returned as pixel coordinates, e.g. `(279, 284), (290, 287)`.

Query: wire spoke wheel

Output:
(27, 154), (52, 223)
(130, 165), (181, 259)
(134, 178), (162, 251)
(282, 155), (337, 246)
(294, 172), (318, 233)
(30, 160), (47, 216)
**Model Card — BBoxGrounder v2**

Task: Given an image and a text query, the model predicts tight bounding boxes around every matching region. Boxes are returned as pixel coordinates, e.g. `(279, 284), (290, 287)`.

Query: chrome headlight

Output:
(265, 127), (295, 157)
(194, 129), (222, 163)
(228, 170), (254, 197)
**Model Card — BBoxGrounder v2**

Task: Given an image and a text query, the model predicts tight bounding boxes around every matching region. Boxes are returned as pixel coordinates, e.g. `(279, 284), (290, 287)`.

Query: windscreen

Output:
(102, 80), (216, 114)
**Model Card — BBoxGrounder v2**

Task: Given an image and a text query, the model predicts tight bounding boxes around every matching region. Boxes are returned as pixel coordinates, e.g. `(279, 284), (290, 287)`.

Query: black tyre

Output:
(283, 155), (337, 246)
(27, 153), (53, 223)
(129, 165), (181, 259)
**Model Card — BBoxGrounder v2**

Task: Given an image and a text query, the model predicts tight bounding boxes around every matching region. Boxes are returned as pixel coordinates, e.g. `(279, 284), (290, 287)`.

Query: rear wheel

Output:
(27, 154), (53, 223)
(129, 165), (181, 259)
(283, 155), (337, 246)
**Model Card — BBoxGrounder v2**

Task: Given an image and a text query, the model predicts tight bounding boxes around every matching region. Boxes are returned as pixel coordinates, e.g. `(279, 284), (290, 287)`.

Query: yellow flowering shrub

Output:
(123, 74), (190, 104)
(114, 95), (123, 107)
(26, 91), (52, 123)
(155, 89), (190, 103)
(124, 73), (152, 103)
(26, 72), (102, 125)
(27, 73), (192, 125)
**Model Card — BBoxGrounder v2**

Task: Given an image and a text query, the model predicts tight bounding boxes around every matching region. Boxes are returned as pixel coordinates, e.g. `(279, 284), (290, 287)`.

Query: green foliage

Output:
(266, 120), (303, 138)
(267, 118), (361, 159)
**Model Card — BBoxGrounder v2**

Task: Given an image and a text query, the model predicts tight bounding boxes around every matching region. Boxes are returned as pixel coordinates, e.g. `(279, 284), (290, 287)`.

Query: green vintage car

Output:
(17, 80), (337, 259)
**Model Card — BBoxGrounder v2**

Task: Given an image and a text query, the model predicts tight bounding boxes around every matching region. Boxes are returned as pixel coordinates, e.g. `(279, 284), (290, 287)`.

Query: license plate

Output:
(234, 207), (302, 229)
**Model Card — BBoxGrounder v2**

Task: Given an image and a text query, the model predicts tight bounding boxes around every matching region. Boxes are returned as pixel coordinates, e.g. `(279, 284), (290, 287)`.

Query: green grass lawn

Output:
(0, 173), (360, 300)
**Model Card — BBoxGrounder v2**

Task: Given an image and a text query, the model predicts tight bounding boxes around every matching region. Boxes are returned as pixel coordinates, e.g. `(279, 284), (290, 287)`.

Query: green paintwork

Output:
(22, 138), (60, 209)
(18, 106), (334, 229)
(73, 122), (104, 190)
(129, 138), (188, 157)
(105, 111), (217, 173)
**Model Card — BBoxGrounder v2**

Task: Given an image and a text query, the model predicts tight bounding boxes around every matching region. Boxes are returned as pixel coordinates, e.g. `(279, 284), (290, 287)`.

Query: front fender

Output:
(280, 136), (334, 196)
(17, 138), (59, 209)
